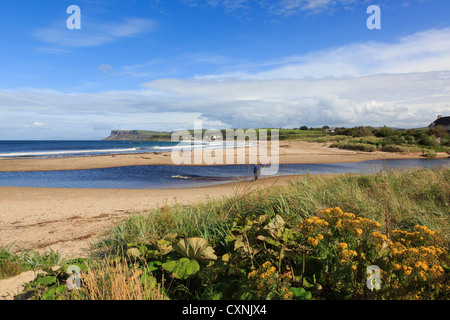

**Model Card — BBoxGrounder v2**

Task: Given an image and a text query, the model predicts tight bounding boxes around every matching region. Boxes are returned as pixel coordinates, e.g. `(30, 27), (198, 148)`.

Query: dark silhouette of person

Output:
(253, 164), (260, 181)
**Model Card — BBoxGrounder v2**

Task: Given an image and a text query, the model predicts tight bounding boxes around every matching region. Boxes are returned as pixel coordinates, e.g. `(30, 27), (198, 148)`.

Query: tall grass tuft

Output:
(71, 258), (167, 300)
(0, 244), (65, 279)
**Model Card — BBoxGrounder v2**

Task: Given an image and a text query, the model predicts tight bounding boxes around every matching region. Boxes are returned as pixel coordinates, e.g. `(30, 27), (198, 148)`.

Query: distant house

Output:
(428, 115), (450, 133)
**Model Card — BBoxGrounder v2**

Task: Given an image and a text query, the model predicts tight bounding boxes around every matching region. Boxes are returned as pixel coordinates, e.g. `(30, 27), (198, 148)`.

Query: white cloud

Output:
(196, 28), (450, 80)
(32, 18), (156, 49)
(179, 0), (360, 15)
(261, 0), (358, 15)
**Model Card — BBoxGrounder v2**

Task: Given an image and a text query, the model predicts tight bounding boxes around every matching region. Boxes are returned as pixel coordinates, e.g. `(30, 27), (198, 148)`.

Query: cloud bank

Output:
(2, 27), (450, 139)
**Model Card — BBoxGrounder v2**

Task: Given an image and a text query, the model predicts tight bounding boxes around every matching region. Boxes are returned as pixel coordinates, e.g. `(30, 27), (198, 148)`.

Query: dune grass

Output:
(69, 258), (168, 300)
(0, 244), (65, 280)
(95, 167), (449, 256)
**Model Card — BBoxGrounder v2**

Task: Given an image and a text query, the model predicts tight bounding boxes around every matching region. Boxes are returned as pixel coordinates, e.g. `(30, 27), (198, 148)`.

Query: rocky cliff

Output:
(104, 130), (172, 141)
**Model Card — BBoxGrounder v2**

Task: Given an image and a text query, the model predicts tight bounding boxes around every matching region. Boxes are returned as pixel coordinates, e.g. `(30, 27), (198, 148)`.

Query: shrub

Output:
(330, 142), (377, 152)
(428, 125), (448, 138)
(415, 133), (437, 146)
(375, 126), (397, 138)
(422, 151), (437, 159)
(382, 135), (406, 146)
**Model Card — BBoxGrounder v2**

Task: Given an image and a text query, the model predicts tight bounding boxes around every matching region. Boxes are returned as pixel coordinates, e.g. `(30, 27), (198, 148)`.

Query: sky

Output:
(0, 0), (449, 140)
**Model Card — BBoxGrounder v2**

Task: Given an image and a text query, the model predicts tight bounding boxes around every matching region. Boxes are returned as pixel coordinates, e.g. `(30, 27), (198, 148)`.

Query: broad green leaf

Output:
(36, 275), (57, 287)
(147, 260), (162, 272)
(174, 238), (217, 262)
(264, 215), (285, 238)
(42, 287), (57, 300)
(225, 235), (236, 244)
(140, 273), (157, 290)
(56, 285), (68, 295)
(290, 287), (312, 300)
(155, 239), (173, 255)
(234, 235), (259, 255)
(261, 236), (282, 247)
(67, 262), (88, 273)
(162, 258), (200, 279)
(126, 247), (142, 258)
(257, 214), (268, 224)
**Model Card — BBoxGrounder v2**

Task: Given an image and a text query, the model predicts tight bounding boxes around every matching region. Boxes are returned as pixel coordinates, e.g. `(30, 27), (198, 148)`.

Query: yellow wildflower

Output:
(283, 291), (293, 300)
(402, 265), (412, 276)
(372, 231), (388, 241)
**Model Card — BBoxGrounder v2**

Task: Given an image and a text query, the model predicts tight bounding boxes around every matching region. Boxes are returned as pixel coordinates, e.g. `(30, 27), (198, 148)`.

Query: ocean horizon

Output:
(0, 140), (247, 159)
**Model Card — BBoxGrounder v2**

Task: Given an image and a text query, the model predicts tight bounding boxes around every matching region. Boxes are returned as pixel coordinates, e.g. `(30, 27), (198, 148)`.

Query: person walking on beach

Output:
(253, 164), (260, 181)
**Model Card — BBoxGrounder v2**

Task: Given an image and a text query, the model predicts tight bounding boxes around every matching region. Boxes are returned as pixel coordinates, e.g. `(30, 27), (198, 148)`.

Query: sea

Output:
(0, 140), (448, 189)
(0, 140), (187, 158)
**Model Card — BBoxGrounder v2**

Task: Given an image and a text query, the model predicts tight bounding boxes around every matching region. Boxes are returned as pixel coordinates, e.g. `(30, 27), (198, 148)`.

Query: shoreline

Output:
(1, 141), (447, 172)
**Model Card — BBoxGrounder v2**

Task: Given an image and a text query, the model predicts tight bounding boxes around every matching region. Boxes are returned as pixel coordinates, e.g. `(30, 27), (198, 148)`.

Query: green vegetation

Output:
(325, 126), (450, 154)
(269, 128), (325, 140)
(5, 167), (449, 300)
(277, 125), (449, 155)
(0, 244), (64, 280)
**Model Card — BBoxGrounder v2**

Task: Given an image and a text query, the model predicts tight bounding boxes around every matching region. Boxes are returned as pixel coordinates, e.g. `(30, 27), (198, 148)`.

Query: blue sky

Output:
(0, 0), (449, 139)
